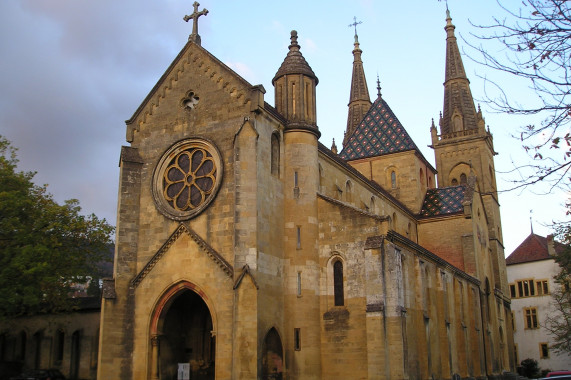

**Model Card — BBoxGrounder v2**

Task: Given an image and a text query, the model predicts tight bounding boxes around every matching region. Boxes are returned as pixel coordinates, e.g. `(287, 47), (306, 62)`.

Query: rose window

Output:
(153, 139), (223, 220)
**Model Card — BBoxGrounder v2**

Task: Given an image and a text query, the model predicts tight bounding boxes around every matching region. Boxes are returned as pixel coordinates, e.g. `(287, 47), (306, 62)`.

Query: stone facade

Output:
(97, 9), (514, 380)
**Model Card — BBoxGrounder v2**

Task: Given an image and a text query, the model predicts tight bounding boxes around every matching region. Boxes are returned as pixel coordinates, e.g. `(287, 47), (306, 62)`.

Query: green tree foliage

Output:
(0, 136), (114, 316)
(518, 358), (540, 378)
(468, 0), (571, 192)
(544, 222), (571, 354)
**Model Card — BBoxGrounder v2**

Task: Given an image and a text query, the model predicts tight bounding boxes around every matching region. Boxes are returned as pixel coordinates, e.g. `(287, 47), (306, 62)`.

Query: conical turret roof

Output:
(272, 30), (318, 85)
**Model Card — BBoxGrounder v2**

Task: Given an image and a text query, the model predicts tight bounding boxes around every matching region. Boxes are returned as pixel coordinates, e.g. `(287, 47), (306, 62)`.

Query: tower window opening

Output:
(271, 133), (280, 176)
(391, 171), (397, 188)
(294, 328), (301, 350)
(333, 260), (344, 306)
(292, 82), (296, 116)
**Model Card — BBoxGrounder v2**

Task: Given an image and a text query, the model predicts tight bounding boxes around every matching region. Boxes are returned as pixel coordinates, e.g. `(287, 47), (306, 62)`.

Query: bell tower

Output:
(430, 9), (507, 293)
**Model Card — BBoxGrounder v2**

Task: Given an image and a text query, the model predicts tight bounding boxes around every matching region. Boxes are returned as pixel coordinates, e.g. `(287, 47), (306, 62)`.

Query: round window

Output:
(152, 139), (223, 220)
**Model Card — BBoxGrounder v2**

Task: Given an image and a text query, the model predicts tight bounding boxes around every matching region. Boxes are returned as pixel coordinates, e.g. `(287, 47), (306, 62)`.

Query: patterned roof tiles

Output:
(339, 97), (418, 160)
(420, 186), (466, 217)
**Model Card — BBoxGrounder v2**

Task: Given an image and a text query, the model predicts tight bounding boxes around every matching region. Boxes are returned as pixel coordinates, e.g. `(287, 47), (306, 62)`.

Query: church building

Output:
(98, 5), (514, 379)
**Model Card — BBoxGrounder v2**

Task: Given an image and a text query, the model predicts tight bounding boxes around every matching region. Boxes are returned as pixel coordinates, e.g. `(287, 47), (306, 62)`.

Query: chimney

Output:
(547, 234), (556, 256)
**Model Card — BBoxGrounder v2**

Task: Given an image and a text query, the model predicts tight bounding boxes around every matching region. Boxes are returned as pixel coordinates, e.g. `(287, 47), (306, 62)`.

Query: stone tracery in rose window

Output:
(163, 147), (216, 211)
(152, 139), (223, 221)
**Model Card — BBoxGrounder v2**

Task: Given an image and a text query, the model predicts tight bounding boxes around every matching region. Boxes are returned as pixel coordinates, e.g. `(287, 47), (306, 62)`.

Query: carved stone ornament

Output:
(152, 138), (223, 220)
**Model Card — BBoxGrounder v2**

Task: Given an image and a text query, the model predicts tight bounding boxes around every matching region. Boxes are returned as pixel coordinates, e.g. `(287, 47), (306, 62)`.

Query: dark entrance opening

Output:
(262, 328), (283, 380)
(160, 289), (214, 380)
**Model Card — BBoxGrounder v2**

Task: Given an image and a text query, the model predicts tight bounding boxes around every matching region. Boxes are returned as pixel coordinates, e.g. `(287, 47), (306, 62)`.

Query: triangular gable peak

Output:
(125, 40), (261, 142)
(339, 96), (418, 161)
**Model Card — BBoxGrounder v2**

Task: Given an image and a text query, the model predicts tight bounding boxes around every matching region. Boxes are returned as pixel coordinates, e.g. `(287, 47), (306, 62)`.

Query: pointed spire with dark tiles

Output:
(339, 94), (418, 161)
(344, 26), (372, 148)
(440, 8), (479, 135)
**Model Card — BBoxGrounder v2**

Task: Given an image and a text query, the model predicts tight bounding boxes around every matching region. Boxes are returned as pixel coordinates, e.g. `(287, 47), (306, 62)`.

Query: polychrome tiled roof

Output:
(420, 186), (466, 217)
(339, 97), (418, 160)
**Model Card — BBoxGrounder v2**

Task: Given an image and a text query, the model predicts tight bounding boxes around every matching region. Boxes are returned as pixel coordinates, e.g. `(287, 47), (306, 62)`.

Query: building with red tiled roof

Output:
(507, 233), (571, 371)
(506, 233), (565, 265)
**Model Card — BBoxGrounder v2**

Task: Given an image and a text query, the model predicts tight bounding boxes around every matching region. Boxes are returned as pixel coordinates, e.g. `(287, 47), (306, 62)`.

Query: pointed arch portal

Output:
(262, 328), (284, 380)
(150, 282), (215, 380)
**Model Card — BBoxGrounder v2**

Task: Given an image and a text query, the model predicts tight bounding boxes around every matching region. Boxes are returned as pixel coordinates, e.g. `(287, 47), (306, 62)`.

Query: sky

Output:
(0, 0), (569, 255)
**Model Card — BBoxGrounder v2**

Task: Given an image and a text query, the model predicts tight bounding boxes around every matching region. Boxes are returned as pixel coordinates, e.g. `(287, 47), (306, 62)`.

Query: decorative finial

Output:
(376, 74), (382, 98)
(530, 210), (534, 233)
(290, 30), (299, 46)
(184, 1), (209, 45)
(331, 138), (338, 154)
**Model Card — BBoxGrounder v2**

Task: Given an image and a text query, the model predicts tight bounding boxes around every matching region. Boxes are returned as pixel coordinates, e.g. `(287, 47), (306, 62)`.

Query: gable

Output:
(125, 41), (261, 144)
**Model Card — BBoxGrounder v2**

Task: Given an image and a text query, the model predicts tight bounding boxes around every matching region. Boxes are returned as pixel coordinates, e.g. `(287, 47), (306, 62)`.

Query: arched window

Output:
(392, 212), (397, 231)
(420, 168), (424, 185)
(460, 173), (467, 184)
(17, 331), (26, 361)
(451, 178), (458, 186)
(54, 329), (64, 365)
(485, 278), (491, 321)
(453, 115), (463, 132)
(391, 171), (397, 188)
(333, 260), (344, 306)
(345, 181), (352, 203)
(271, 133), (280, 176)
(33, 331), (42, 369)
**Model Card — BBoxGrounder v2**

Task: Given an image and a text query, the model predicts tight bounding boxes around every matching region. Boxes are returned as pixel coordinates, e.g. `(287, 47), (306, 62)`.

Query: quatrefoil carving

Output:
(181, 90), (200, 110)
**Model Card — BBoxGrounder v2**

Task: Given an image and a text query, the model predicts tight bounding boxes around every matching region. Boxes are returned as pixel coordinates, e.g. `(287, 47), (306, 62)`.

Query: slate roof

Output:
(419, 186), (466, 217)
(506, 233), (565, 265)
(339, 96), (418, 160)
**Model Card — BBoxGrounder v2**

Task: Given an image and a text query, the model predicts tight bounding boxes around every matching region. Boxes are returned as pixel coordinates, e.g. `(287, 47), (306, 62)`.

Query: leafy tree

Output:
(467, 0), (571, 192)
(544, 221), (571, 354)
(0, 135), (114, 316)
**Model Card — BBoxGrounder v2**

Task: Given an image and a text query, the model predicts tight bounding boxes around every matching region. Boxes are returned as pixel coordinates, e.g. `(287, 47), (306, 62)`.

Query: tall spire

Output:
(440, 8), (479, 135)
(344, 17), (371, 148)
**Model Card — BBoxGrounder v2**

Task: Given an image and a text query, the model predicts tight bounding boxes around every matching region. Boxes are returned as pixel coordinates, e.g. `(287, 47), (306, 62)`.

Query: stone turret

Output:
(273, 30), (322, 378)
(273, 30), (319, 137)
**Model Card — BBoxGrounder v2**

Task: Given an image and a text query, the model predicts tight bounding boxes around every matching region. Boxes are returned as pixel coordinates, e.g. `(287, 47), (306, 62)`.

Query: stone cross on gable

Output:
(184, 1), (209, 45)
